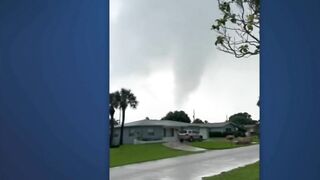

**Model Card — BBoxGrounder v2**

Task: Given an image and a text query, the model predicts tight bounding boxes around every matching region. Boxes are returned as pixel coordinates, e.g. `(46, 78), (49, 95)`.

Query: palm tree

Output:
(109, 91), (120, 147)
(118, 88), (138, 145)
(109, 105), (115, 146)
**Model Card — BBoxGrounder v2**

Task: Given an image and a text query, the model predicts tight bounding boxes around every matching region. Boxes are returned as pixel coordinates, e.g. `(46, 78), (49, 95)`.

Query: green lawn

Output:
(251, 135), (260, 143)
(191, 136), (259, 150)
(203, 162), (259, 180)
(191, 138), (242, 150)
(110, 143), (193, 167)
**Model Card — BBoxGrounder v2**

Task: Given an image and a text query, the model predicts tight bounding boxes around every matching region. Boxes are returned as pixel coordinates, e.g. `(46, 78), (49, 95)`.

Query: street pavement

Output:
(110, 145), (259, 180)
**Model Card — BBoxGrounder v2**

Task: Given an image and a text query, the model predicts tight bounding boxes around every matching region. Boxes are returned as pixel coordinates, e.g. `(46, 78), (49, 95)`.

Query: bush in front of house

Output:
(209, 131), (245, 138)
(233, 131), (246, 137)
(225, 135), (235, 141)
(234, 137), (252, 145)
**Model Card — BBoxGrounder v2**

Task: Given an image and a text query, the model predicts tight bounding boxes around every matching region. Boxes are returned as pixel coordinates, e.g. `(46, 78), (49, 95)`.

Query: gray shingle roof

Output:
(204, 122), (231, 128)
(122, 119), (191, 127)
(115, 119), (233, 128)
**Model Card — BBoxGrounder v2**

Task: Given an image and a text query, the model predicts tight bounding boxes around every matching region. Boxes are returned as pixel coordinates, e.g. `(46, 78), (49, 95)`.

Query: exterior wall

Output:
(112, 126), (165, 145)
(209, 127), (225, 133)
(137, 126), (164, 142)
(111, 128), (121, 145)
(199, 128), (209, 139)
(247, 127), (255, 133)
(112, 124), (233, 145)
(244, 125), (259, 135)
(209, 124), (237, 133)
(183, 126), (200, 131)
(162, 127), (178, 142)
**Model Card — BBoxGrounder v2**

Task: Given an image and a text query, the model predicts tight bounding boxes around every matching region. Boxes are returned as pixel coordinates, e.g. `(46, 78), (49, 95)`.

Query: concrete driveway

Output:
(110, 145), (259, 180)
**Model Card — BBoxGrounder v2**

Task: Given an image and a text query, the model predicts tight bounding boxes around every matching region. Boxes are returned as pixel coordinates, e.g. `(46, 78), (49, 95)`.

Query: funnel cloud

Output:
(110, 0), (259, 122)
(111, 0), (219, 105)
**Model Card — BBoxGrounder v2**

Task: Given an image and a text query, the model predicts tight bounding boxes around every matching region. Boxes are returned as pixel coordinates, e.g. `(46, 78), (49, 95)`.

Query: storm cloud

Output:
(110, 0), (219, 106)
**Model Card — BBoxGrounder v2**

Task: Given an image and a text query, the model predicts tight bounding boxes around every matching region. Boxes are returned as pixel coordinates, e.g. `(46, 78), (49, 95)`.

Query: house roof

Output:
(120, 119), (192, 128)
(204, 122), (231, 128)
(115, 119), (237, 128)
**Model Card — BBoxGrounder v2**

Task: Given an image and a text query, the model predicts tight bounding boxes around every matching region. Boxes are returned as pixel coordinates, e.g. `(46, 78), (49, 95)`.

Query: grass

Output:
(110, 136), (260, 167)
(203, 162), (259, 180)
(110, 143), (193, 167)
(251, 135), (260, 143)
(191, 136), (259, 150)
(191, 138), (242, 150)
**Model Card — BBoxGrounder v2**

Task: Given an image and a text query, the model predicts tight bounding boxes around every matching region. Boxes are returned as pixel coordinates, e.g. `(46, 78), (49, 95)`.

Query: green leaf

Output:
(239, 44), (249, 53)
(215, 36), (224, 45)
(248, 14), (254, 22)
(211, 24), (219, 30)
(230, 14), (237, 23)
(226, 4), (231, 12)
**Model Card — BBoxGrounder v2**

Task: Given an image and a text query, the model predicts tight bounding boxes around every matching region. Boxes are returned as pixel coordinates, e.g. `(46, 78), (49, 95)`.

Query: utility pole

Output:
(193, 109), (195, 121)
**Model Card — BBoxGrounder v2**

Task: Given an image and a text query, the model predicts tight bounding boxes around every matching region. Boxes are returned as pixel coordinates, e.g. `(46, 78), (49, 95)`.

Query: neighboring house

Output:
(204, 122), (246, 137)
(206, 122), (241, 133)
(112, 119), (243, 145)
(243, 123), (259, 135)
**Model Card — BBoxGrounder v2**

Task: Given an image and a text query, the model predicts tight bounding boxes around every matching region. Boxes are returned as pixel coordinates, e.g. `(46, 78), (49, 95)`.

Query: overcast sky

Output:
(110, 0), (259, 123)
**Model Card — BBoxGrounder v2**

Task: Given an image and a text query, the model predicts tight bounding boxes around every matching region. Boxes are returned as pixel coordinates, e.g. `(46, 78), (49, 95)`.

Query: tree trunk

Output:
(109, 107), (115, 147)
(109, 116), (114, 147)
(119, 108), (126, 145)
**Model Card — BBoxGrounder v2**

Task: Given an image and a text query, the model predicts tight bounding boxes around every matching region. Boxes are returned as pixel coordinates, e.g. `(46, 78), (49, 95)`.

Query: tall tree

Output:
(161, 111), (191, 123)
(109, 105), (115, 146)
(228, 112), (256, 125)
(212, 0), (260, 58)
(109, 91), (120, 147)
(118, 88), (138, 145)
(192, 118), (204, 124)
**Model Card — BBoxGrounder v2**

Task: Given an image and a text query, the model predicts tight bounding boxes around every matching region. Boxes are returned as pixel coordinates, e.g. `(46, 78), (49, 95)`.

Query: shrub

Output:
(226, 135), (235, 141)
(234, 137), (252, 145)
(209, 131), (244, 138)
(233, 131), (245, 137)
(209, 131), (247, 138)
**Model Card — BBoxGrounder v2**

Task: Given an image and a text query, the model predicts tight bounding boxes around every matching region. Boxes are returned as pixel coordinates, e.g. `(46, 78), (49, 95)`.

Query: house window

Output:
(226, 128), (232, 132)
(147, 128), (155, 136)
(129, 129), (135, 137)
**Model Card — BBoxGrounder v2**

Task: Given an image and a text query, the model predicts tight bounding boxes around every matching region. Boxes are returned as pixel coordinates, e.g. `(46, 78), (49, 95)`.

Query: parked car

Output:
(178, 129), (203, 142)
